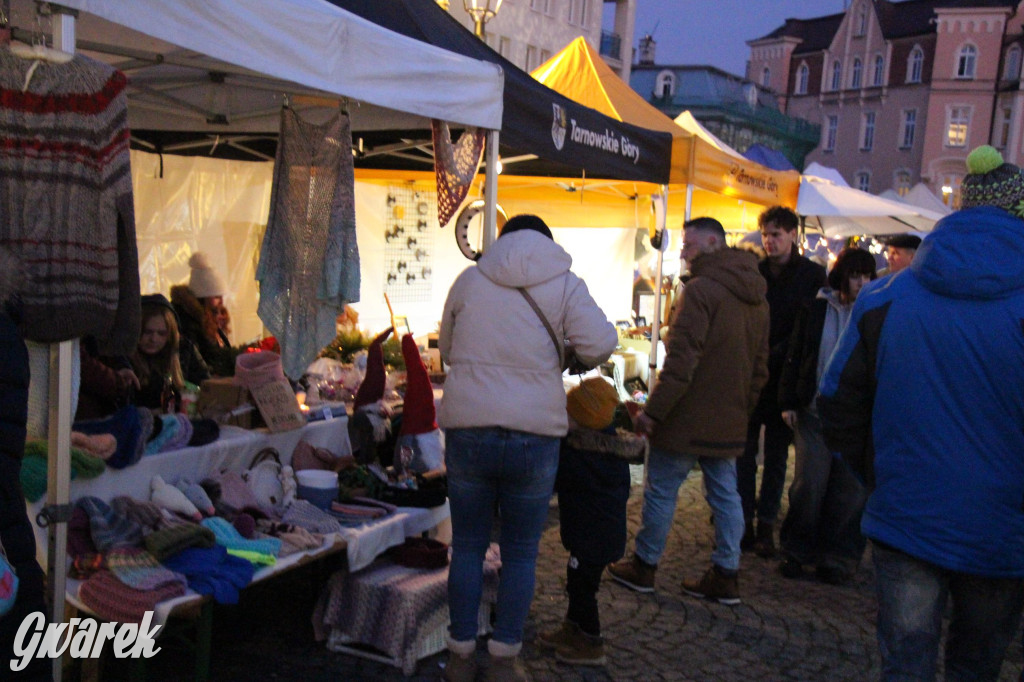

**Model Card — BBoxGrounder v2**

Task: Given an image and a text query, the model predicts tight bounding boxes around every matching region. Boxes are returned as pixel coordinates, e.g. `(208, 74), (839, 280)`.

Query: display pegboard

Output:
(383, 185), (436, 304)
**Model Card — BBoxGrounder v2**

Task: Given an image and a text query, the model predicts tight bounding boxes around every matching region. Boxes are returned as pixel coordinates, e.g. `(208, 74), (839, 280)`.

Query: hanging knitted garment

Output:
(432, 120), (485, 227)
(257, 107), (360, 379)
(0, 51), (139, 355)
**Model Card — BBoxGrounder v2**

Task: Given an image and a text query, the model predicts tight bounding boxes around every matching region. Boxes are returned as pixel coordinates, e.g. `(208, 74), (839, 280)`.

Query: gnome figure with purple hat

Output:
(348, 327), (394, 465)
(394, 333), (444, 474)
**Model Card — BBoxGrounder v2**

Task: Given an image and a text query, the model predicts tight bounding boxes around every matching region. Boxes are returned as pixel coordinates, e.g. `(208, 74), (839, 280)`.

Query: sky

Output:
(621, 0), (851, 77)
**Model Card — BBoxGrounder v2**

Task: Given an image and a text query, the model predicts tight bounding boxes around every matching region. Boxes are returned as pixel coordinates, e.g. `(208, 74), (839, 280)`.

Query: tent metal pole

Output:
(647, 184), (668, 391)
(45, 11), (77, 682)
(482, 130), (500, 251)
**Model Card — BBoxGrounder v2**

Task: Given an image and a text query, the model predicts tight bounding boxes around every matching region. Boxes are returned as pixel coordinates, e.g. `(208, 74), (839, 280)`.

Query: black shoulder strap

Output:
(517, 287), (564, 369)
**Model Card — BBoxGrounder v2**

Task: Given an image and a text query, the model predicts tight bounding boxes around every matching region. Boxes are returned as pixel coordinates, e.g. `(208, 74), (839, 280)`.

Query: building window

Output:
(900, 109), (917, 149)
(831, 60), (842, 90)
(656, 71), (675, 98)
(851, 58), (862, 88)
(998, 106), (1013, 148)
(762, 67), (771, 89)
(498, 36), (511, 57)
(957, 45), (977, 79)
(855, 172), (871, 192)
(1004, 46), (1022, 80)
(796, 63), (809, 94)
(856, 8), (868, 36)
(947, 106), (970, 147)
(873, 55), (884, 86)
(895, 170), (912, 196)
(525, 45), (538, 72)
(861, 112), (876, 150)
(824, 115), (838, 151)
(540, 49), (551, 65)
(908, 47), (923, 83)
(568, 0), (590, 26)
(530, 0), (551, 12)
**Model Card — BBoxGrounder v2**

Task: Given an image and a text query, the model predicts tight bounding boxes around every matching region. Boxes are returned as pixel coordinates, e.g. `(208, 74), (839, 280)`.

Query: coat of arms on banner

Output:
(551, 103), (567, 151)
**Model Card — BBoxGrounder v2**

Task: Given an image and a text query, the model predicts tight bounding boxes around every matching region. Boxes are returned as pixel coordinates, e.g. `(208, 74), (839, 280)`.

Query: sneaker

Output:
(779, 558), (803, 579)
(740, 520), (756, 552)
(607, 555), (656, 593)
(443, 651), (477, 682)
(753, 521), (777, 558)
(682, 565), (741, 605)
(536, 621), (579, 650)
(554, 629), (606, 667)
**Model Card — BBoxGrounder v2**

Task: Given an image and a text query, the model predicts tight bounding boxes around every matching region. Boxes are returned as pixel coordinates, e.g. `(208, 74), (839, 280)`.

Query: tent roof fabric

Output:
(744, 144), (797, 172)
(330, 0), (672, 184)
(47, 0), (505, 130)
(797, 176), (943, 237)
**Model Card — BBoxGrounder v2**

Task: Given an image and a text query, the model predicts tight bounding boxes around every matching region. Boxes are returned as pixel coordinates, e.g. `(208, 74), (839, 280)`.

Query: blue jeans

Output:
(445, 427), (559, 646)
(635, 448), (743, 571)
(738, 407), (792, 525)
(872, 541), (1024, 681)
(779, 408), (867, 571)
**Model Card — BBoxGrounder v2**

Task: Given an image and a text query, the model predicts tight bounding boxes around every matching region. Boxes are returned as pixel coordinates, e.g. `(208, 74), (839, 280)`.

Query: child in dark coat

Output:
(536, 377), (646, 666)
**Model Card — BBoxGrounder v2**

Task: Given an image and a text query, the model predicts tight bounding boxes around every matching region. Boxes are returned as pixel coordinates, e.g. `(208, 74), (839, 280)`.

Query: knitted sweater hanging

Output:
(257, 107), (360, 379)
(0, 50), (139, 355)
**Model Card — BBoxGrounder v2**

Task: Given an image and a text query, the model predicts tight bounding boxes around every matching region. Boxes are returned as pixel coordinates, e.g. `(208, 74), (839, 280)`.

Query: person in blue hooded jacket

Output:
(817, 145), (1024, 681)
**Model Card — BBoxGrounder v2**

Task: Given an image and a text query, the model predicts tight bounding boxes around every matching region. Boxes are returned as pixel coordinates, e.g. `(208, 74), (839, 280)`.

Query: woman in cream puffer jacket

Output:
(438, 215), (616, 680)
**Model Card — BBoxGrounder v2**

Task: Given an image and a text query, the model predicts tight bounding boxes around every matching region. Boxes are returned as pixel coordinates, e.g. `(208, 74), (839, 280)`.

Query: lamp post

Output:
(463, 0), (502, 40)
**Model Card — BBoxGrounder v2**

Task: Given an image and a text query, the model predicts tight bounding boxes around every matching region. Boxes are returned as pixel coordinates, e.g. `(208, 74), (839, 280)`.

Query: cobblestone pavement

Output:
(111, 464), (1023, 682)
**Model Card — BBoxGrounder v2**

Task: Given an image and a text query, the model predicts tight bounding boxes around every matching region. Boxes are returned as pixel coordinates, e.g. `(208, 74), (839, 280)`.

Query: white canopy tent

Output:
(4, 3), (504, 673)
(880, 183), (952, 216)
(797, 173), (944, 238)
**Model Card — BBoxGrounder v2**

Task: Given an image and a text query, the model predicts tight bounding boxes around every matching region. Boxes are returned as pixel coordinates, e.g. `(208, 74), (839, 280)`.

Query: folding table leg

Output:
(195, 600), (214, 682)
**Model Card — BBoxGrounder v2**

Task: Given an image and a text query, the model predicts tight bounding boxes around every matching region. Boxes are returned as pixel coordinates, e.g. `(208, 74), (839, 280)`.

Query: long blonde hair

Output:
(132, 305), (184, 391)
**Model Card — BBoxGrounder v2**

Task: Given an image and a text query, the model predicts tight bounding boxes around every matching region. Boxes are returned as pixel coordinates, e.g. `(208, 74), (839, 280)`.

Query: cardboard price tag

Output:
(249, 380), (306, 432)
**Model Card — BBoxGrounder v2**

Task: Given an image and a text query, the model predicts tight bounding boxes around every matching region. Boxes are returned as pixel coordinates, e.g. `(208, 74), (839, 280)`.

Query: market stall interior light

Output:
(464, 0), (503, 39)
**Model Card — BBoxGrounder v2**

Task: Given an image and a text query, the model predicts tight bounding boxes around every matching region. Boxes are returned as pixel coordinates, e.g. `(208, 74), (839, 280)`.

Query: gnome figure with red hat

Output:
(395, 333), (444, 474)
(348, 327), (395, 465)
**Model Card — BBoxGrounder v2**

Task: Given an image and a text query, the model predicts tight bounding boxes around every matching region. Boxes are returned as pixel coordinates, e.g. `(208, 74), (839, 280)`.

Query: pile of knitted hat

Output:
(20, 440), (105, 502)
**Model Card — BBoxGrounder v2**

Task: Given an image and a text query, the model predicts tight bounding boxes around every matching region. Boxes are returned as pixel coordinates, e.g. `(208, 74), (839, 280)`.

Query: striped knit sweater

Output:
(0, 50), (139, 354)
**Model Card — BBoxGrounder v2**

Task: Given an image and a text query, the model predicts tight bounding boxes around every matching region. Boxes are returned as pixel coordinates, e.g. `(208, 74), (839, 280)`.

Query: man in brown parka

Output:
(608, 217), (769, 604)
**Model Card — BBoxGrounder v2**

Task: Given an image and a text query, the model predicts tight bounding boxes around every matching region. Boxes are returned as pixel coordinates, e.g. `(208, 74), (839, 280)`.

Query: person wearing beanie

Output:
(170, 252), (235, 377)
(394, 333), (443, 474)
(882, 234), (922, 276)
(537, 377), (645, 666)
(817, 144), (1024, 680)
(438, 213), (617, 681)
(348, 327), (395, 465)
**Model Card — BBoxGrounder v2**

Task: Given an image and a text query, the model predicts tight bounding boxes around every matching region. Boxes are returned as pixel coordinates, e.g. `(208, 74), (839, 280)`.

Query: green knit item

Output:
(966, 145), (1003, 175)
(71, 448), (106, 479)
(20, 439), (104, 501)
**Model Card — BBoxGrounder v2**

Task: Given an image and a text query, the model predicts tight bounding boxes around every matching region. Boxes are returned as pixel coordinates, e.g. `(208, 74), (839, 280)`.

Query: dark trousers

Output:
(737, 406), (792, 525)
(565, 556), (605, 637)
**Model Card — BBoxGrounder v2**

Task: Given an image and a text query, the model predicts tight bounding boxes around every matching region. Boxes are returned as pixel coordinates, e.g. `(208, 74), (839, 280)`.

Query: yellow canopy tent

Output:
(529, 37), (800, 231)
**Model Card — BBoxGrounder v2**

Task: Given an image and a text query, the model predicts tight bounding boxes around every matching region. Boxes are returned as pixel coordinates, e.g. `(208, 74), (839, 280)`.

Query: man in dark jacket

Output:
(818, 146), (1024, 680)
(608, 218), (769, 604)
(737, 206), (825, 557)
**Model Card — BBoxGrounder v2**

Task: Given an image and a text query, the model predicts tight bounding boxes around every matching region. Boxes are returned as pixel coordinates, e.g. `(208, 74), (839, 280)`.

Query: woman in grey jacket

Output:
(439, 215), (617, 682)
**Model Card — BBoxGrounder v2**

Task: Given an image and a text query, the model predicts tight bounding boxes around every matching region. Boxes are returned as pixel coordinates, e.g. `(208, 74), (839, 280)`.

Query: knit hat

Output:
(150, 475), (202, 521)
(187, 418), (219, 447)
(566, 377), (620, 431)
(201, 517), (282, 556)
(176, 479), (215, 516)
(144, 521), (216, 562)
(399, 334), (438, 435)
(111, 496), (164, 530)
(164, 413), (194, 452)
(353, 327), (393, 411)
(105, 547), (187, 591)
(71, 431), (117, 460)
(960, 145), (1024, 217)
(500, 214), (553, 240)
(67, 505), (97, 558)
(76, 496), (144, 553)
(884, 234), (922, 250)
(144, 414), (179, 455)
(161, 546), (254, 605)
(187, 252), (227, 299)
(78, 569), (186, 624)
(73, 404), (144, 470)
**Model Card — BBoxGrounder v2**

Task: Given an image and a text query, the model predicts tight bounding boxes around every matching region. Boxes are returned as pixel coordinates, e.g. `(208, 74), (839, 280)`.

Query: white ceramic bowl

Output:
(295, 469), (338, 489)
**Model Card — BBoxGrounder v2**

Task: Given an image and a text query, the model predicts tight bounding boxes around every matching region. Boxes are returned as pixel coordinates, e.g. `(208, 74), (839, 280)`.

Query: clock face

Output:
(453, 200), (507, 261)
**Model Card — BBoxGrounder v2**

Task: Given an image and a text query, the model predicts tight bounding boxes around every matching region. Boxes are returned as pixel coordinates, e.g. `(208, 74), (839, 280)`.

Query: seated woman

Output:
(132, 295), (209, 412)
(171, 252), (236, 376)
(75, 336), (139, 421)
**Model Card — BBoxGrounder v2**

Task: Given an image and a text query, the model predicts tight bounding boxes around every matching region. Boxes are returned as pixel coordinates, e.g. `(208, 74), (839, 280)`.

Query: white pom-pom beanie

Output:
(188, 252), (227, 299)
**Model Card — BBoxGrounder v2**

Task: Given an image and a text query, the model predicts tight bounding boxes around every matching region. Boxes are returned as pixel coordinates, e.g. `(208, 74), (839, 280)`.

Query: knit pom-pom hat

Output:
(187, 252), (227, 299)
(176, 479), (215, 517)
(144, 521), (216, 562)
(151, 475), (202, 521)
(79, 569), (185, 624)
(76, 496), (144, 553)
(566, 377), (620, 431)
(960, 145), (1024, 217)
(399, 334), (438, 435)
(353, 327), (393, 411)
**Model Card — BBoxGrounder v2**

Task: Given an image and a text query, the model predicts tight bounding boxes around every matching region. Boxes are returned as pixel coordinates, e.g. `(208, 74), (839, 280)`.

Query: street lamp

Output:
(463, 0), (503, 40)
